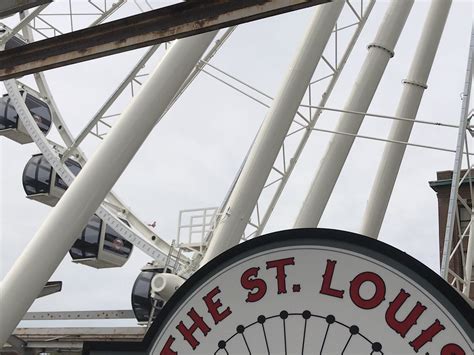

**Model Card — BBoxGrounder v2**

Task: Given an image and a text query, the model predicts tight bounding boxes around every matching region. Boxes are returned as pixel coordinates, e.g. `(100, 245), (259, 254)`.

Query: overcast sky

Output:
(1, 0), (473, 328)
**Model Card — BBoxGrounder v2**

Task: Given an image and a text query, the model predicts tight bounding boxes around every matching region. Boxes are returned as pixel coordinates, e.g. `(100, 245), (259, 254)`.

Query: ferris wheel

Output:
(0, 0), (472, 353)
(212, 311), (383, 355)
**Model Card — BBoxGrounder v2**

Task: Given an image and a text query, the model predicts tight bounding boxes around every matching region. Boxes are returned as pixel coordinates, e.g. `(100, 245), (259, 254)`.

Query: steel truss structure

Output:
(440, 26), (474, 298)
(199, 0), (376, 256)
(0, 0), (472, 354)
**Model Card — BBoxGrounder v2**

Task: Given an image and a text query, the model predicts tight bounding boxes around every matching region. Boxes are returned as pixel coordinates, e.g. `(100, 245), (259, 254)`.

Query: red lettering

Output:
(266, 257), (295, 294)
(241, 267), (267, 302)
(440, 343), (465, 355)
(203, 286), (232, 325)
(176, 308), (211, 350)
(409, 319), (445, 352)
(349, 272), (386, 309)
(385, 289), (427, 337)
(160, 336), (178, 355)
(320, 259), (344, 298)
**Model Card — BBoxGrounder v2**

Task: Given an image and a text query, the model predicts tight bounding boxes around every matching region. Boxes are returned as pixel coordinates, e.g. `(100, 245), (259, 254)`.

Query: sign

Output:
(85, 229), (473, 354)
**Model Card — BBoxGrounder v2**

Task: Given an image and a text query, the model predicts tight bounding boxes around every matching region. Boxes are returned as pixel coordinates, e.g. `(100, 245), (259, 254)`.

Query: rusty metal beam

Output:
(0, 0), (330, 80)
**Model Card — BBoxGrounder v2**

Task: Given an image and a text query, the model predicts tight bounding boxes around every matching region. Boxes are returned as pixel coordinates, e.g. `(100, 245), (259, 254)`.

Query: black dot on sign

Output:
(326, 315), (335, 324)
(349, 325), (359, 335)
(280, 311), (288, 319)
(218, 340), (226, 349)
(257, 315), (266, 324)
(372, 342), (382, 351)
(302, 310), (311, 319)
(236, 325), (245, 333)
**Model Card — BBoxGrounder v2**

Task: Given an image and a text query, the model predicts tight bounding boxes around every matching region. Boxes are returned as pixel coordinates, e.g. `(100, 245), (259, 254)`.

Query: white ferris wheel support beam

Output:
(201, 0), (345, 266)
(0, 30), (217, 346)
(252, 0), (375, 238)
(294, 0), (414, 229)
(360, 0), (452, 239)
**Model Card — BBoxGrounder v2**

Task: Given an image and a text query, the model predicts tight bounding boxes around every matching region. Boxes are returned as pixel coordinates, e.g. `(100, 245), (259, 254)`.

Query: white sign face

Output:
(150, 230), (473, 355)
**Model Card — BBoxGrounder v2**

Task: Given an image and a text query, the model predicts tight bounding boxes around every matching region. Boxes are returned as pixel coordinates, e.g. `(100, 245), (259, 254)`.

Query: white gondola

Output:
(22, 154), (81, 206)
(69, 214), (133, 269)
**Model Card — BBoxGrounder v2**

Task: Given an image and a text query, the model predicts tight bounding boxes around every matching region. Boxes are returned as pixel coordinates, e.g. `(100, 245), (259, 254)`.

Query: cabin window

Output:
(22, 155), (51, 195)
(103, 224), (133, 257)
(24, 94), (52, 134)
(70, 215), (101, 259)
(0, 98), (19, 130)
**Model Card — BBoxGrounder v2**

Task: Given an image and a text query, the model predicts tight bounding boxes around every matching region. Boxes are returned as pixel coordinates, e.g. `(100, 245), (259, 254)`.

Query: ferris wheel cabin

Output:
(4, 32), (27, 50)
(0, 91), (52, 144)
(131, 267), (170, 323)
(69, 214), (133, 269)
(22, 154), (81, 206)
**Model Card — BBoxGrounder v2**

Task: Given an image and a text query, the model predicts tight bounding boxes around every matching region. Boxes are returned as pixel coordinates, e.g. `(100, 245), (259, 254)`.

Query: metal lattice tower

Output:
(439, 25), (473, 298)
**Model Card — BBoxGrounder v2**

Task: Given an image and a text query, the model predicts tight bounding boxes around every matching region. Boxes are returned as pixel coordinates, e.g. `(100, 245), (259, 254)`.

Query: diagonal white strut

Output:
(294, 0), (414, 228)
(360, 0), (452, 239)
(201, 0), (345, 265)
(0, 30), (217, 346)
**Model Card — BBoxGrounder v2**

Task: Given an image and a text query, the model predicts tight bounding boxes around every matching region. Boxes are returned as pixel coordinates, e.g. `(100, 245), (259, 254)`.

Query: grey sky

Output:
(0, 0), (472, 328)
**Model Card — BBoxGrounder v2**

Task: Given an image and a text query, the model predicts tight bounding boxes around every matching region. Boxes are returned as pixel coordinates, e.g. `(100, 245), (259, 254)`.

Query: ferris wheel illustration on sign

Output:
(214, 311), (383, 355)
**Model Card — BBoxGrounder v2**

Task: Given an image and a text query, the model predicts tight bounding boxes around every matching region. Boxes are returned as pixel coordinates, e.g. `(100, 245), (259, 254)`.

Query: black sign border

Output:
(83, 228), (474, 354)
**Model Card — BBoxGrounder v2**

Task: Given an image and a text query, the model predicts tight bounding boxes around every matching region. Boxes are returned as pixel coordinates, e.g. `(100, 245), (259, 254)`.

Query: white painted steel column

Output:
(294, 0), (414, 228)
(0, 31), (217, 345)
(201, 0), (345, 265)
(360, 0), (451, 239)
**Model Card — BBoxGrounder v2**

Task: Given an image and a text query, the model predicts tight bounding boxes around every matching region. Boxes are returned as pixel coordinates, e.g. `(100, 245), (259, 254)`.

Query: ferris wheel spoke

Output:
(340, 334), (352, 354)
(320, 314), (336, 355)
(258, 315), (271, 355)
(240, 333), (252, 355)
(301, 318), (308, 354)
(279, 310), (289, 355)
